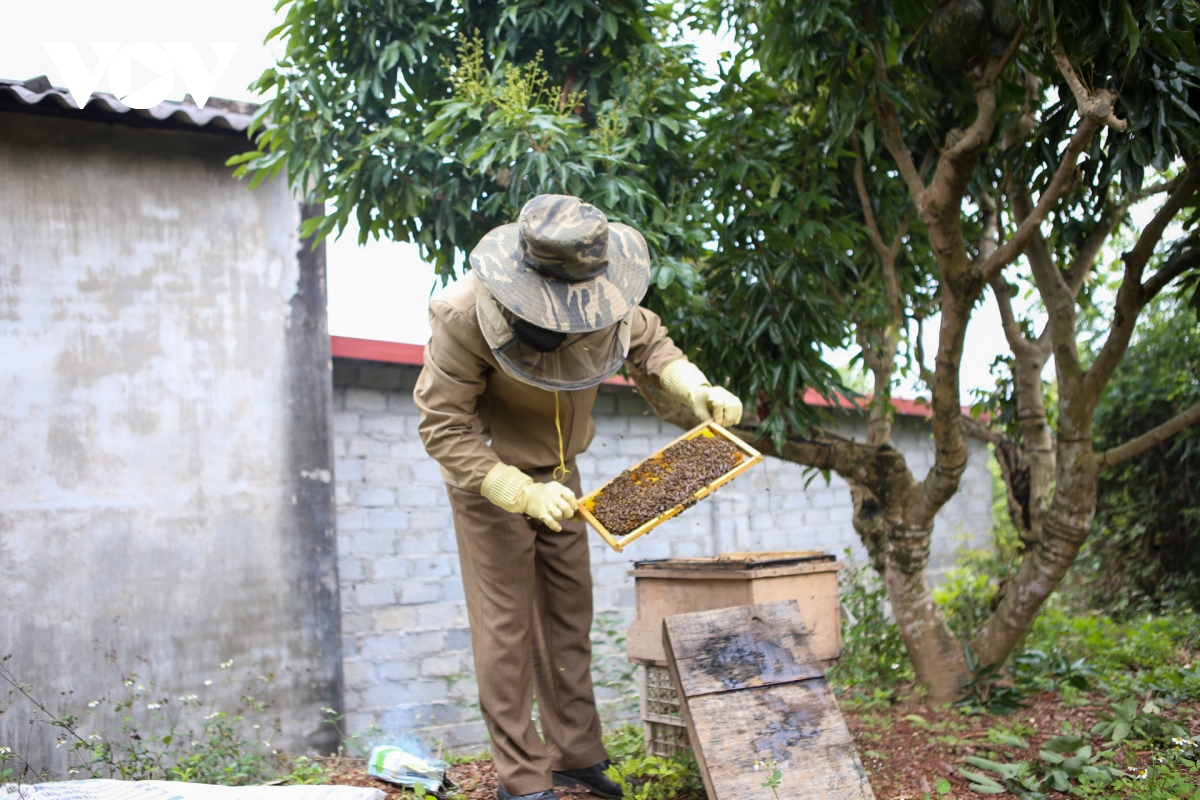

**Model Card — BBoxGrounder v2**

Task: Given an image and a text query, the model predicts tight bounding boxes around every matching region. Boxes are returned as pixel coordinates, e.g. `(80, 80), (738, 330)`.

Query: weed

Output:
(603, 724), (646, 763)
(754, 758), (782, 800)
(956, 644), (1026, 716)
(0, 653), (310, 785)
(1024, 606), (1200, 674)
(1090, 697), (1188, 745)
(605, 752), (704, 800)
(960, 734), (1124, 797)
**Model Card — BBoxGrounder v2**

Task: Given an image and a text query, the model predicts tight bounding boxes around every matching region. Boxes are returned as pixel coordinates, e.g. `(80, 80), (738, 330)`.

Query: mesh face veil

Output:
(474, 276), (632, 391)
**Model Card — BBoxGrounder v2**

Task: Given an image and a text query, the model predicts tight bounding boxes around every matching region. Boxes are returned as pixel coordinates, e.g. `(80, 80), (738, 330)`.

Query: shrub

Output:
(1080, 299), (1200, 615)
(830, 553), (914, 693)
(0, 653), (326, 785)
(1024, 606), (1200, 675)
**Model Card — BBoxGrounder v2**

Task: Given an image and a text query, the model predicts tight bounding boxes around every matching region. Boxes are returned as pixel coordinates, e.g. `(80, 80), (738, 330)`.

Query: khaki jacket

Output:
(415, 272), (685, 492)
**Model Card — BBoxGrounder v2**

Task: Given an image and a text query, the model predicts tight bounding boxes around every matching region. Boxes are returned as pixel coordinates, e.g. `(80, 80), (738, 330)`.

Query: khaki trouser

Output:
(446, 464), (609, 795)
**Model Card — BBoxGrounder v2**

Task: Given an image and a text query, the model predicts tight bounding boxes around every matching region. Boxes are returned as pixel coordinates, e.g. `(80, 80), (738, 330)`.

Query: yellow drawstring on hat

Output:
(554, 391), (570, 481)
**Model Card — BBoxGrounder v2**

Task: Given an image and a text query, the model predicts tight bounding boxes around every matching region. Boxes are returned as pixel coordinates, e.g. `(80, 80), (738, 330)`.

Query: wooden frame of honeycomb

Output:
(576, 421), (764, 553)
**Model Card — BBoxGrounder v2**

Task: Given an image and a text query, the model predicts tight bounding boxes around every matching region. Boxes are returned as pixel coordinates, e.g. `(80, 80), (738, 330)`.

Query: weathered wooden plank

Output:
(685, 682), (875, 800)
(664, 601), (823, 697)
(663, 601), (875, 800)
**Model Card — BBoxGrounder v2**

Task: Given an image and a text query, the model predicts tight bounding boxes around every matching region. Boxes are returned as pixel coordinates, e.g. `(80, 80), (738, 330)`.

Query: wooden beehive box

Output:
(626, 551), (843, 667)
(576, 421), (763, 553)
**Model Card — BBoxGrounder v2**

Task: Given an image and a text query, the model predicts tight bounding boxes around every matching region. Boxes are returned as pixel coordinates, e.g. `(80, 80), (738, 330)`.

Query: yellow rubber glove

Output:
(481, 463), (579, 532)
(661, 359), (744, 428)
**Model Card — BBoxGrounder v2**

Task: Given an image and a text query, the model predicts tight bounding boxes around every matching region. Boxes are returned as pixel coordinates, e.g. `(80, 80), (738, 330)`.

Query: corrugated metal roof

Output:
(0, 76), (256, 134)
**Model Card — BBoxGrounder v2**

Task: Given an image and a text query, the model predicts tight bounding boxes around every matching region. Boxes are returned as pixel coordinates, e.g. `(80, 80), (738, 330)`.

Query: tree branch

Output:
(1097, 402), (1200, 470)
(1008, 181), (1082, 382)
(1141, 242), (1200, 301)
(1085, 172), (1200, 400)
(889, 207), (915, 261)
(1053, 43), (1128, 132)
(990, 273), (1035, 357)
(978, 191), (1000, 261)
(982, 25), (1025, 86)
(979, 118), (1101, 281)
(1124, 172), (1200, 277)
(852, 135), (891, 255)
(913, 315), (934, 387)
(852, 134), (906, 324)
(870, 42), (927, 203)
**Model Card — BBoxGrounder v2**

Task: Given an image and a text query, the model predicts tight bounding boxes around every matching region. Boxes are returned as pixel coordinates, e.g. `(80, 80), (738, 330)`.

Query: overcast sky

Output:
(2, 0), (1043, 403)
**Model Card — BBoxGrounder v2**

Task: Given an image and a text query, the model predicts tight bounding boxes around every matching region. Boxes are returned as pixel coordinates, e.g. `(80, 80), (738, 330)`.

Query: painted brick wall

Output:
(331, 359), (992, 750)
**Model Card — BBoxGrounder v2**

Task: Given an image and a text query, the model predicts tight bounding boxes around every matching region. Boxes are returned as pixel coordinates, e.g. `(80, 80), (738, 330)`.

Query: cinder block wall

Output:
(331, 359), (993, 750)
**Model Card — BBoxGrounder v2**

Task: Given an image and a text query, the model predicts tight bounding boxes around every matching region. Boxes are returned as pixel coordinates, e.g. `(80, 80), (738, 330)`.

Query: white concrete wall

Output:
(331, 360), (993, 749)
(0, 110), (340, 773)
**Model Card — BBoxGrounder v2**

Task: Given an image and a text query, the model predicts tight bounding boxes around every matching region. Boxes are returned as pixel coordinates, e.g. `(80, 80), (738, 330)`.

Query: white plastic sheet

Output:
(1, 781), (384, 800)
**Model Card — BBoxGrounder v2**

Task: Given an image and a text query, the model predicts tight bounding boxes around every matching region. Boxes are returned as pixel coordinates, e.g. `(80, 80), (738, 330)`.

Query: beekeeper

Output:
(414, 194), (742, 800)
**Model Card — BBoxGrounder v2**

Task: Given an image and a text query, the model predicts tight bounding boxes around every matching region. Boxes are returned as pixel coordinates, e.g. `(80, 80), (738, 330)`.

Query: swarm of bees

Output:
(591, 435), (744, 536)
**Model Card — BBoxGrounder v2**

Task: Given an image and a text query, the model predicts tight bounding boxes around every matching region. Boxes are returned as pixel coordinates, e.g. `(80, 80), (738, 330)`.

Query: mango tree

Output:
(664, 0), (1200, 697)
(236, 0), (1200, 699)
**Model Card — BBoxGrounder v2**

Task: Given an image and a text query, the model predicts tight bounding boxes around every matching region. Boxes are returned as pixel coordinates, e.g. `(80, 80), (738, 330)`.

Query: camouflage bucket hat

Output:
(469, 194), (651, 332)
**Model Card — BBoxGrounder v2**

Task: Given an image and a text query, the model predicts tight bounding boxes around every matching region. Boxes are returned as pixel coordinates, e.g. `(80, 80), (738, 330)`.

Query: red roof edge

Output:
(330, 336), (958, 415)
(331, 336), (425, 365)
(331, 336), (635, 386)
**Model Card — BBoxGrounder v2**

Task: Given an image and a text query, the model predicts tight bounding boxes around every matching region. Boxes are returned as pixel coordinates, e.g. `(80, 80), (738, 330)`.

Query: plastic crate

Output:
(638, 664), (690, 758)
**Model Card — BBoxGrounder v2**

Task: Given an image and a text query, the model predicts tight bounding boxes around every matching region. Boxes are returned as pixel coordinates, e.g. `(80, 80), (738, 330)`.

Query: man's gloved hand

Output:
(661, 360), (744, 427)
(481, 463), (578, 532)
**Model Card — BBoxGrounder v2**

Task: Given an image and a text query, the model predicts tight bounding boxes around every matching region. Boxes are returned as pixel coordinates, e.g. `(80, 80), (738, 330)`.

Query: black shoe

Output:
(496, 788), (558, 800)
(552, 761), (623, 799)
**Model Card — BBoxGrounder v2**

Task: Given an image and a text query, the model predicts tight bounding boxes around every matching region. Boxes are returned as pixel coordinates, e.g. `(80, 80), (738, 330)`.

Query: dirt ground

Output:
(322, 689), (1200, 799)
(843, 688), (1200, 799)
(323, 757), (592, 800)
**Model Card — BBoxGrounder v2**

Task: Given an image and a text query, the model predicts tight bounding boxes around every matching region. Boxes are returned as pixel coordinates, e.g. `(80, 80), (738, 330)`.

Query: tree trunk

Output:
(884, 546), (970, 701)
(971, 438), (1096, 665)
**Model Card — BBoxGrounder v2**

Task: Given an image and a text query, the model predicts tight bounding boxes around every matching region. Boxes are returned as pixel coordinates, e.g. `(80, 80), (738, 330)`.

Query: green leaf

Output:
(935, 778), (951, 794)
(1122, 1), (1140, 61)
(862, 122), (875, 160)
(1042, 735), (1085, 753)
(602, 12), (618, 40)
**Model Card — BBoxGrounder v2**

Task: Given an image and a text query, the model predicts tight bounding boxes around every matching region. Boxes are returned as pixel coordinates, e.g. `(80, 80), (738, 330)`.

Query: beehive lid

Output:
(633, 550), (836, 573)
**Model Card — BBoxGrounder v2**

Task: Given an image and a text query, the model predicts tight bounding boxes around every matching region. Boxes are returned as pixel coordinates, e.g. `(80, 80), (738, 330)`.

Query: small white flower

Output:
(205, 711), (220, 720)
(56, 739), (66, 748)
(68, 769), (78, 776)
(204, 679), (213, 686)
(890, 663), (899, 670)
(136, 685), (145, 692)
(220, 660), (233, 670)
(147, 703), (161, 710)
(87, 700), (99, 708)
(88, 734), (102, 742)
(253, 724), (260, 730)
(123, 679), (134, 687)
(0, 746), (11, 754)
